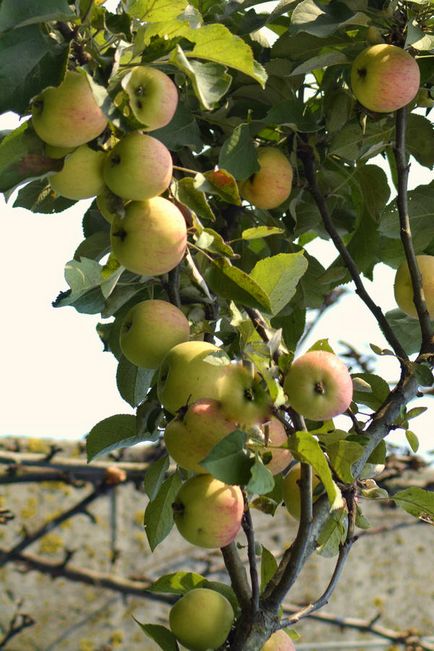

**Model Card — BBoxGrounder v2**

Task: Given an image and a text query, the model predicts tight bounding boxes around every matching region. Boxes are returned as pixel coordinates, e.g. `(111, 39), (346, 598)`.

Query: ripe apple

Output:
(123, 66), (178, 130)
(164, 399), (237, 473)
(393, 255), (434, 319)
(103, 131), (172, 201)
(351, 44), (420, 113)
(250, 417), (292, 475)
(217, 363), (271, 428)
(284, 350), (353, 421)
(119, 299), (190, 369)
(239, 147), (293, 210)
(282, 464), (321, 521)
(169, 588), (234, 651)
(32, 70), (108, 148)
(262, 630), (296, 651)
(49, 145), (106, 200)
(172, 474), (244, 548)
(157, 341), (230, 414)
(110, 197), (187, 276)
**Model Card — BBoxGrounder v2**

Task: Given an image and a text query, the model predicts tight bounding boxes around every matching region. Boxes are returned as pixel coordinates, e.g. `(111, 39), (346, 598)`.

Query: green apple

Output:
(96, 189), (126, 224)
(164, 399), (237, 473)
(217, 363), (271, 428)
(394, 255), (434, 319)
(103, 131), (172, 201)
(351, 44), (420, 113)
(45, 144), (76, 159)
(282, 464), (321, 521)
(32, 70), (108, 148)
(123, 66), (178, 130)
(120, 299), (190, 369)
(110, 197), (187, 276)
(284, 350), (353, 421)
(169, 588), (234, 651)
(172, 474), (244, 548)
(250, 417), (292, 476)
(157, 341), (230, 414)
(262, 630), (296, 650)
(239, 147), (293, 210)
(49, 145), (106, 200)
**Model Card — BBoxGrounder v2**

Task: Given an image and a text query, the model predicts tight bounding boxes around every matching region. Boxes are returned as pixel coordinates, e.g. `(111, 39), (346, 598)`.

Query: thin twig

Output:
(220, 541), (251, 610)
(0, 601), (35, 649)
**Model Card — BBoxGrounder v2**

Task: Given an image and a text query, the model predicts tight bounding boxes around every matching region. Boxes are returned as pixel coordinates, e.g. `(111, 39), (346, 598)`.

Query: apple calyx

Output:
(111, 227), (127, 242)
(314, 381), (326, 395)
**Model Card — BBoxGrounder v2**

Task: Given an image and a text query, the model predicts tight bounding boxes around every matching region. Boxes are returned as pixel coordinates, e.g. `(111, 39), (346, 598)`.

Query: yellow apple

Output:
(49, 145), (106, 200)
(217, 362), (271, 428)
(119, 299), (190, 369)
(284, 350), (353, 421)
(164, 399), (237, 473)
(110, 197), (187, 276)
(103, 131), (172, 201)
(393, 255), (434, 319)
(282, 464), (321, 520)
(173, 474), (244, 548)
(169, 588), (234, 651)
(250, 417), (293, 475)
(123, 66), (178, 130)
(239, 147), (293, 210)
(157, 341), (230, 415)
(351, 44), (420, 113)
(262, 630), (296, 650)
(32, 70), (108, 148)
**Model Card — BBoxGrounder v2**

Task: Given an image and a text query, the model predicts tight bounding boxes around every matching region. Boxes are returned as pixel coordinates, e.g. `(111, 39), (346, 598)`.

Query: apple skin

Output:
(394, 255), (434, 319)
(158, 341), (230, 415)
(173, 474), (244, 548)
(262, 630), (296, 651)
(32, 70), (108, 148)
(169, 588), (234, 651)
(351, 44), (420, 113)
(103, 131), (172, 201)
(49, 145), (106, 200)
(123, 66), (178, 130)
(96, 189), (126, 224)
(164, 399), (238, 473)
(239, 147), (293, 210)
(284, 350), (353, 421)
(250, 417), (293, 476)
(45, 144), (76, 159)
(110, 197), (187, 276)
(282, 464), (321, 521)
(217, 363), (271, 428)
(119, 299), (189, 369)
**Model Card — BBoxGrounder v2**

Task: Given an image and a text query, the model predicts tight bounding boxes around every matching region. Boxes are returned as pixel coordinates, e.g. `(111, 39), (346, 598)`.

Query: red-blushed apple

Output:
(172, 474), (244, 548)
(157, 341), (230, 414)
(282, 464), (322, 521)
(393, 255), (434, 319)
(351, 44), (420, 113)
(217, 362), (272, 428)
(284, 350), (353, 421)
(169, 588), (234, 651)
(164, 399), (237, 473)
(103, 131), (173, 201)
(110, 197), (187, 276)
(119, 299), (190, 369)
(239, 147), (293, 210)
(49, 145), (106, 200)
(123, 66), (178, 130)
(262, 630), (296, 650)
(250, 417), (293, 475)
(32, 70), (108, 148)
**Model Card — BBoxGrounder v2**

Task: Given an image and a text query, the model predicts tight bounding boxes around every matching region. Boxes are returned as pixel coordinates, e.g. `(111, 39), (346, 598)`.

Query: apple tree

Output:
(1, 0), (433, 649)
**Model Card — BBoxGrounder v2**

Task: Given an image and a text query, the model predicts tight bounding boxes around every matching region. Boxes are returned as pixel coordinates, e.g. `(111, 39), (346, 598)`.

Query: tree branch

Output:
(242, 501), (260, 613)
(0, 601), (35, 649)
(220, 541), (251, 611)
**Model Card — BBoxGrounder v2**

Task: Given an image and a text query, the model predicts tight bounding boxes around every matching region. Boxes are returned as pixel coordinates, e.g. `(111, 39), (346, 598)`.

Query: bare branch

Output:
(220, 541), (251, 611)
(0, 600), (35, 649)
(242, 501), (260, 613)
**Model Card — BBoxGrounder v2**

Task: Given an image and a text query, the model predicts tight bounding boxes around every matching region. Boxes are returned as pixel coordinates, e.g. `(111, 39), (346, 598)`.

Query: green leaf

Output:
(116, 357), (155, 408)
(201, 430), (253, 485)
(124, 0), (188, 20)
(136, 398), (164, 442)
(195, 169), (241, 205)
(246, 454), (275, 496)
(0, 0), (74, 31)
(327, 440), (364, 483)
(133, 620), (179, 651)
(317, 508), (348, 557)
(147, 571), (207, 594)
(0, 24), (68, 115)
(205, 258), (272, 312)
(405, 430), (419, 453)
(265, 98), (320, 132)
(291, 0), (369, 38)
(329, 121), (394, 162)
(291, 50), (347, 76)
(195, 228), (235, 257)
(352, 373), (390, 411)
(250, 252), (308, 317)
(307, 338), (335, 353)
(13, 178), (74, 213)
(406, 114), (434, 169)
(392, 487), (434, 521)
(385, 309), (422, 356)
(143, 455), (170, 501)
(260, 545), (278, 592)
(173, 177), (215, 222)
(379, 181), (434, 250)
(58, 258), (103, 307)
(144, 472), (183, 551)
(152, 103), (203, 152)
(86, 414), (141, 461)
(218, 124), (259, 181)
(242, 226), (285, 241)
(272, 308), (306, 353)
(355, 165), (390, 220)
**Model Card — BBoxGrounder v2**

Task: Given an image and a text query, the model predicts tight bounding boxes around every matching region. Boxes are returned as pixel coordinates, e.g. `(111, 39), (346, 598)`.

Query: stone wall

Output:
(1, 437), (433, 651)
